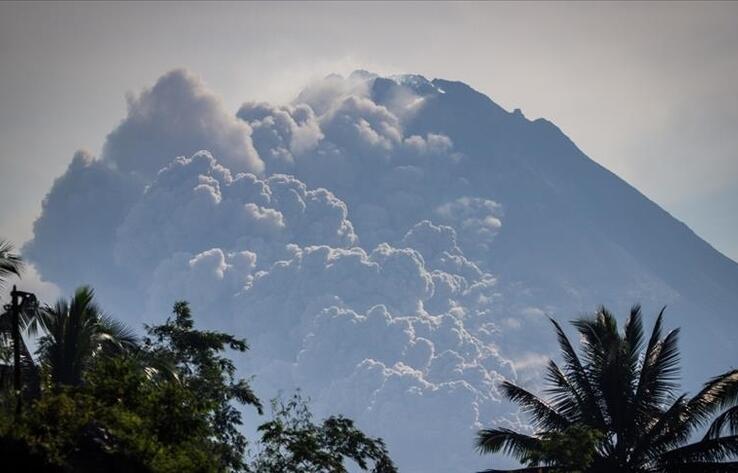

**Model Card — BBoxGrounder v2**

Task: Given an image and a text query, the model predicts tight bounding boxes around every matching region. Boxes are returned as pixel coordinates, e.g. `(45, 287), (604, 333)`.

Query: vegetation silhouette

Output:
(6, 237), (738, 472)
(0, 244), (397, 472)
(36, 286), (138, 388)
(252, 391), (396, 473)
(477, 306), (738, 472)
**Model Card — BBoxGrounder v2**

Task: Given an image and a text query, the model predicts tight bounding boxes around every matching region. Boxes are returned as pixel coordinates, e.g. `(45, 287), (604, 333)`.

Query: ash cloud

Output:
(106, 69), (263, 178)
(25, 69), (562, 472)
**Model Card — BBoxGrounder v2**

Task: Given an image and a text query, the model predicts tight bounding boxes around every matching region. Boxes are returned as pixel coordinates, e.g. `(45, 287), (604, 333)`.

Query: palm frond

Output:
(644, 327), (681, 398)
(544, 360), (586, 422)
(20, 308), (46, 338)
(571, 310), (614, 372)
(475, 428), (542, 461)
(549, 318), (605, 428)
(501, 381), (570, 431)
(573, 307), (639, 438)
(98, 314), (139, 352)
(633, 309), (664, 413)
(0, 239), (23, 285)
(661, 435), (738, 464)
(37, 286), (138, 387)
(624, 305), (645, 374)
(687, 370), (738, 432)
(631, 394), (691, 463)
(705, 406), (738, 441)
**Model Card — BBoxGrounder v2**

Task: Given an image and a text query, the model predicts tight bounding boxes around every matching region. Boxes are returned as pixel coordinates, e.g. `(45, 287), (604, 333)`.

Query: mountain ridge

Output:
(395, 71), (738, 378)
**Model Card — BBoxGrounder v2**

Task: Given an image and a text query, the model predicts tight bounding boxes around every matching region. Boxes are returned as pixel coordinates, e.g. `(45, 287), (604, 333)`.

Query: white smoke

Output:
(105, 69), (263, 178)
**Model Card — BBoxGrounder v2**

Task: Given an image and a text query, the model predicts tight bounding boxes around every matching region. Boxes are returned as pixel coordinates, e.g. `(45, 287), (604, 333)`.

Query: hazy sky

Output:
(1, 1), (737, 261)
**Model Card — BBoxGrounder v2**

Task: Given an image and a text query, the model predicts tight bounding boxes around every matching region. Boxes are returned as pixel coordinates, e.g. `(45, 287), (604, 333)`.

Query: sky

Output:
(1, 1), (737, 263)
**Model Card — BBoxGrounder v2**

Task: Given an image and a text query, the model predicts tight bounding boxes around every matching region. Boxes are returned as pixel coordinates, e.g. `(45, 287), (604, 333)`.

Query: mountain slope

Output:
(395, 76), (738, 374)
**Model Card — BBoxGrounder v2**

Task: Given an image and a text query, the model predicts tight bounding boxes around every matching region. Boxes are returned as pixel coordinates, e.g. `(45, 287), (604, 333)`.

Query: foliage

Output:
(522, 425), (603, 472)
(477, 305), (738, 473)
(252, 392), (397, 473)
(36, 286), (138, 388)
(0, 292), (396, 473)
(0, 386), (150, 472)
(81, 355), (221, 473)
(0, 239), (23, 286)
(0, 298), (263, 472)
(142, 301), (263, 472)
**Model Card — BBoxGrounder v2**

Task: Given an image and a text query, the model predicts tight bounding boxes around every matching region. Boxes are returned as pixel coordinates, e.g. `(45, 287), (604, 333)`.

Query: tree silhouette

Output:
(477, 306), (738, 473)
(36, 286), (137, 388)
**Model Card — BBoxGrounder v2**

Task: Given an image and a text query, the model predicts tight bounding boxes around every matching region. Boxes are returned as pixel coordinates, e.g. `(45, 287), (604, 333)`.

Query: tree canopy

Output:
(252, 392), (396, 473)
(0, 286), (396, 473)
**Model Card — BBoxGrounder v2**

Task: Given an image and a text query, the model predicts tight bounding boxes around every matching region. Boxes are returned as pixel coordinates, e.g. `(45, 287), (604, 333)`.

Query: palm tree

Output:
(476, 305), (738, 473)
(36, 286), (137, 387)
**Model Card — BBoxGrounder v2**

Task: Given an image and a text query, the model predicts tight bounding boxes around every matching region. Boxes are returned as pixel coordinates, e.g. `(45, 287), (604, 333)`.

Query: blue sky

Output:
(1, 1), (737, 260)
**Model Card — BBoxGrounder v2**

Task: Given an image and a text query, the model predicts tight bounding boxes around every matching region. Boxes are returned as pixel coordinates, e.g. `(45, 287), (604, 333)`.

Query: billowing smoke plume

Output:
(24, 69), (533, 472)
(105, 69), (263, 178)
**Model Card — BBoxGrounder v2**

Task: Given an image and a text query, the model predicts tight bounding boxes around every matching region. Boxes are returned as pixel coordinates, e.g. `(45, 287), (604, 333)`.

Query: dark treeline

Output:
(0, 240), (396, 473)
(3, 239), (738, 472)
